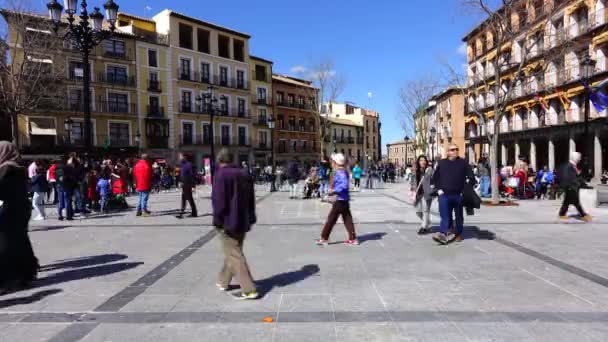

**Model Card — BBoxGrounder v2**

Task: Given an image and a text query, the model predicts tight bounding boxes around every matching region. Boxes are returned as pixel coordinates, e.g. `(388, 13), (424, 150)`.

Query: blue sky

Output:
(29, 0), (482, 153)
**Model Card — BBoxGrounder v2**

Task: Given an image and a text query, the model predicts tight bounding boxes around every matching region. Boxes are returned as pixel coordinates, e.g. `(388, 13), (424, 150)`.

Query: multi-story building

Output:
(322, 117), (364, 162)
(116, 13), (171, 160)
(321, 102), (381, 163)
(386, 138), (416, 167)
(463, 0), (607, 178)
(249, 55), (273, 166)
(2, 10), (148, 157)
(152, 9), (253, 167)
(414, 108), (428, 157)
(272, 74), (320, 166)
(425, 100), (439, 160)
(432, 87), (466, 159)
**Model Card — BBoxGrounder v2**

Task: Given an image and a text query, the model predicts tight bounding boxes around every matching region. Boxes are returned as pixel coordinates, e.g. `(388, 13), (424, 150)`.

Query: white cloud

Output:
(308, 70), (336, 79)
(457, 43), (468, 55)
(290, 65), (307, 74)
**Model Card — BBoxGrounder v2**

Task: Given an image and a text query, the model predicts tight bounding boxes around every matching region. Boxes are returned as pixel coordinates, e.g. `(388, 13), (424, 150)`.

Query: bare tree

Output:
(307, 56), (347, 154)
(0, 1), (64, 147)
(398, 75), (441, 154)
(445, 0), (575, 203)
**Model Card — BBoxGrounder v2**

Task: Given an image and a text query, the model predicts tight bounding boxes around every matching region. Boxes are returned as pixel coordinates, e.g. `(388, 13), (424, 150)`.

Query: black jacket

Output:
(431, 158), (475, 196)
(30, 174), (49, 193)
(559, 162), (580, 190)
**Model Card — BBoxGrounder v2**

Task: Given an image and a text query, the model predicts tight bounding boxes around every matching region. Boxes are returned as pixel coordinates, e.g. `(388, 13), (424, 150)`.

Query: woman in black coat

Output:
(0, 141), (39, 294)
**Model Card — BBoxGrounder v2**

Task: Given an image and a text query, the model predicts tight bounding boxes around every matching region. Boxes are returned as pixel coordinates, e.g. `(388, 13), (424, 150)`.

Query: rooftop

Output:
(159, 9), (250, 39)
(250, 55), (274, 64)
(387, 138), (414, 146)
(272, 74), (317, 89)
(325, 117), (363, 127)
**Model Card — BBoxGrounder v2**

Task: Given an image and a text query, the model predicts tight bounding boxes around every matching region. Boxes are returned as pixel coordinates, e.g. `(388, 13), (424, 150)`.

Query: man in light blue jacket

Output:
(316, 153), (359, 246)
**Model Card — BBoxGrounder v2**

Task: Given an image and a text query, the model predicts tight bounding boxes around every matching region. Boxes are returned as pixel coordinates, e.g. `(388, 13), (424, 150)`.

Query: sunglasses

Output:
(449, 148), (459, 152)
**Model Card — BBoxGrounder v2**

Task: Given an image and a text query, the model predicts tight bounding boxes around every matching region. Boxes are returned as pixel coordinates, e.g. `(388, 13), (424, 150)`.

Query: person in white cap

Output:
(558, 152), (592, 222)
(316, 153), (359, 246)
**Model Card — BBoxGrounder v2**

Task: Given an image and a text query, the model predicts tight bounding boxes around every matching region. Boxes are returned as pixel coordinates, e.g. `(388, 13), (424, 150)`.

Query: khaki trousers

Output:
(217, 228), (256, 293)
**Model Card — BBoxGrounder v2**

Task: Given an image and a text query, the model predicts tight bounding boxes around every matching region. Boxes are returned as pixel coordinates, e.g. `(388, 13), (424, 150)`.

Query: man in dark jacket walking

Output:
(55, 157), (77, 221)
(212, 148), (258, 300)
(177, 153), (197, 218)
(431, 144), (475, 244)
(559, 152), (591, 222)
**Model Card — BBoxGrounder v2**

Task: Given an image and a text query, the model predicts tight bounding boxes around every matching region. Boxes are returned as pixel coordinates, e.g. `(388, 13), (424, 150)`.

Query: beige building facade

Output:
(387, 139), (416, 167)
(322, 117), (364, 162)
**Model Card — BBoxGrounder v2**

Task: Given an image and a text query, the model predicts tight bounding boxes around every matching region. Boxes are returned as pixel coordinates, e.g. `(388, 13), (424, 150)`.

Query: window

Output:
(276, 92), (284, 105)
(309, 97), (316, 110)
(106, 65), (128, 84)
(277, 115), (284, 129)
(219, 96), (228, 115)
(238, 126), (247, 146)
(288, 94), (295, 106)
(259, 131), (268, 148)
(201, 62), (210, 83)
(221, 125), (231, 145)
(68, 88), (84, 111)
(107, 92), (128, 113)
(302, 140), (308, 152)
(181, 91), (192, 112)
(255, 65), (266, 81)
(218, 35), (230, 59)
(257, 88), (267, 103)
(291, 140), (297, 152)
(308, 119), (315, 132)
(348, 149), (352, 157)
(236, 70), (245, 89)
(70, 121), (84, 145)
(346, 105), (354, 114)
(373, 122), (376, 133)
(109, 122), (129, 146)
(299, 118), (305, 132)
(179, 23), (193, 50)
(197, 28), (210, 53)
(219, 66), (228, 86)
(237, 98), (246, 117)
(148, 49), (157, 67)
(149, 96), (160, 116)
(182, 122), (193, 144)
(148, 71), (159, 91)
(278, 140), (286, 153)
(298, 96), (305, 108)
(288, 116), (296, 131)
(68, 61), (85, 80)
(202, 123), (212, 144)
(104, 39), (125, 58)
(233, 39), (244, 62)
(179, 58), (191, 80)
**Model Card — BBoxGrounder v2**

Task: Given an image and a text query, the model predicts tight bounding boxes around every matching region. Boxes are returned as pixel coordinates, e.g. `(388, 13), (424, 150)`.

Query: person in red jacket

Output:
(133, 154), (153, 216)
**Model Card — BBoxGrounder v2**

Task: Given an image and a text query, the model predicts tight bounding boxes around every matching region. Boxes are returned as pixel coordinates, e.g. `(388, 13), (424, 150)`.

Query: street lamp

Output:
(135, 130), (141, 156)
(64, 117), (73, 144)
(267, 116), (277, 192)
(48, 0), (120, 153)
(198, 85), (227, 180)
(581, 53), (596, 180)
(404, 135), (410, 167)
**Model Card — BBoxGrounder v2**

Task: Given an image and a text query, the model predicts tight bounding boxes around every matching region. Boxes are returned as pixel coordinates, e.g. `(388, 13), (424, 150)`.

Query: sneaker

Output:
(142, 212), (150, 217)
(232, 290), (259, 300)
(344, 239), (360, 246)
(582, 215), (592, 222)
(417, 227), (432, 235)
(432, 233), (448, 245)
(136, 212), (142, 217)
(315, 239), (329, 246)
(559, 215), (569, 220)
(453, 235), (463, 242)
(58, 216), (64, 221)
(216, 283), (228, 291)
(33, 216), (45, 221)
(144, 210), (152, 215)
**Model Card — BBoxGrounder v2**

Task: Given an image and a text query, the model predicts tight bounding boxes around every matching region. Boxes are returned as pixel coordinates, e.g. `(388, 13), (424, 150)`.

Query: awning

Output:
(486, 111), (495, 118)
(465, 116), (479, 124)
(29, 120), (56, 136)
(593, 31), (608, 47)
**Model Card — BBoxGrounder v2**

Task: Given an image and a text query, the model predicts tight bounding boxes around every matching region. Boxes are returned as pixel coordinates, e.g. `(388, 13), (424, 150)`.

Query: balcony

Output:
(177, 69), (194, 82)
(255, 116), (268, 126)
(97, 73), (137, 87)
(98, 101), (138, 115)
(254, 140), (270, 150)
(237, 136), (251, 147)
(356, 137), (364, 144)
(147, 106), (165, 118)
(179, 136), (213, 147)
(146, 135), (169, 149)
(103, 49), (132, 61)
(148, 80), (162, 92)
(256, 97), (269, 105)
(179, 101), (193, 113)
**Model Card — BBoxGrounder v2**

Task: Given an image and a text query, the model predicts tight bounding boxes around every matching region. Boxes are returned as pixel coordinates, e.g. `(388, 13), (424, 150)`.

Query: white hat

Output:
(332, 153), (345, 166)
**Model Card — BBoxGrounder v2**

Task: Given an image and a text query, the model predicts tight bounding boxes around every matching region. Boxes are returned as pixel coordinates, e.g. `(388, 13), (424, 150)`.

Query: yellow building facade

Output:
(249, 56), (274, 167)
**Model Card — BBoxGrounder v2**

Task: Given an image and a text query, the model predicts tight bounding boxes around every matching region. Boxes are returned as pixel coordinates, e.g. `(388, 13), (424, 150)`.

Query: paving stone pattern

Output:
(0, 181), (606, 341)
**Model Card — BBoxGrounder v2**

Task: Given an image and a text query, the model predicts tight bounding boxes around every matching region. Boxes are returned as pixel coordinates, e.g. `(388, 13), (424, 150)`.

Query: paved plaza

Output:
(1, 181), (608, 341)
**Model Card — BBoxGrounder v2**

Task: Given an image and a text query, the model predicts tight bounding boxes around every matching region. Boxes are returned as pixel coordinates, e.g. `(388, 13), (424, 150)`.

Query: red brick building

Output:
(272, 74), (320, 166)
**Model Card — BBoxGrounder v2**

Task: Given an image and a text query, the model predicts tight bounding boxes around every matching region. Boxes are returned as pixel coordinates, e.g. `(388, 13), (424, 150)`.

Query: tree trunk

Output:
(490, 133), (500, 204)
(10, 113), (20, 148)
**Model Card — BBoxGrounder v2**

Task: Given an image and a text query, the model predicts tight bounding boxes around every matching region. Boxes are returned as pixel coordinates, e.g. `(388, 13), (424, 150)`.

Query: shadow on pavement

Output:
(0, 289), (62, 308)
(425, 226), (496, 240)
(255, 264), (320, 297)
(357, 232), (388, 244)
(34, 262), (143, 288)
(40, 254), (128, 272)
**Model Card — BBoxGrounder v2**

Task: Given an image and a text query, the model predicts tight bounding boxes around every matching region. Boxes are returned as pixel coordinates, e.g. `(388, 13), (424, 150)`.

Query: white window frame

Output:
(104, 62), (130, 77)
(107, 120), (132, 146)
(199, 58), (213, 81)
(200, 120), (211, 142)
(180, 88), (194, 112)
(219, 123), (232, 145)
(178, 55), (194, 79)
(236, 124), (249, 145)
(67, 85), (96, 111)
(180, 119), (196, 144)
(147, 48), (159, 68)
(235, 67), (247, 88)
(236, 96), (248, 116)
(218, 64), (231, 86)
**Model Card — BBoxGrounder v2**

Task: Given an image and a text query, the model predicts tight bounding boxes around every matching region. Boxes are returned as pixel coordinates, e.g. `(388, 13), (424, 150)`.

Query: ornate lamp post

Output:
(429, 127), (437, 162)
(47, 0), (119, 153)
(64, 117), (73, 144)
(197, 85), (227, 180)
(581, 54), (596, 179)
(267, 116), (276, 192)
(403, 135), (410, 167)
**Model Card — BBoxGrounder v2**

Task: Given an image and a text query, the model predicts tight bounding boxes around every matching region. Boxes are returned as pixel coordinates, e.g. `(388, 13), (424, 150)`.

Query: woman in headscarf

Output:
(0, 141), (39, 294)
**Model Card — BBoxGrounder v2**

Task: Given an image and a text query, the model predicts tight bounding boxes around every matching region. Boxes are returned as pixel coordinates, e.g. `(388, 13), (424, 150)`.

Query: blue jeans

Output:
(480, 176), (490, 198)
(57, 189), (74, 219)
(320, 180), (329, 196)
(99, 195), (109, 213)
(137, 191), (150, 212)
(73, 187), (86, 211)
(438, 194), (464, 236)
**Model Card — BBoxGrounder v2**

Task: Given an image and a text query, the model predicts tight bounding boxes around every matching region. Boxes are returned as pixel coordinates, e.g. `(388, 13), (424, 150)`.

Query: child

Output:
(96, 173), (111, 214)
(31, 167), (50, 220)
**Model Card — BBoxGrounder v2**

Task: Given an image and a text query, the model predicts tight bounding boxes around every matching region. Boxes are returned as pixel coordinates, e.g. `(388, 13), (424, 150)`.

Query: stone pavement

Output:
(1, 181), (608, 341)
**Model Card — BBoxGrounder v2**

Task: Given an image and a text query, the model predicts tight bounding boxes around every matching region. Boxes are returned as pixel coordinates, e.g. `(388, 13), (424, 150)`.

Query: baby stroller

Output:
(107, 177), (129, 211)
